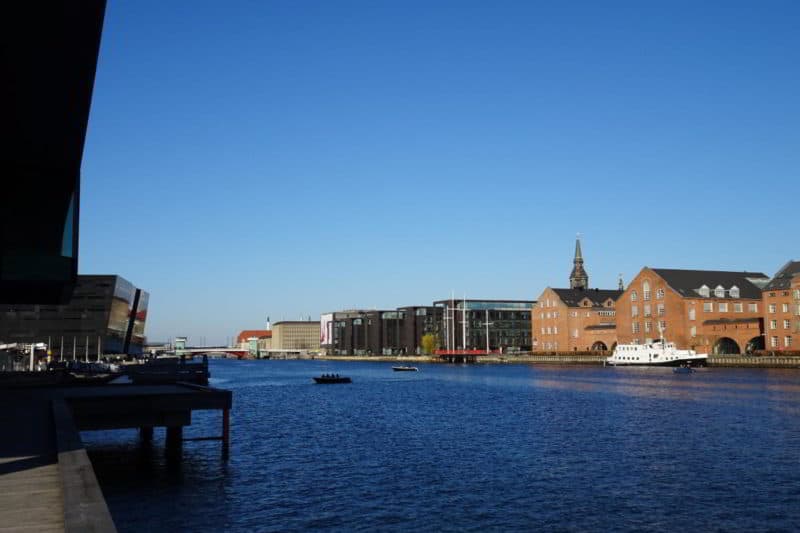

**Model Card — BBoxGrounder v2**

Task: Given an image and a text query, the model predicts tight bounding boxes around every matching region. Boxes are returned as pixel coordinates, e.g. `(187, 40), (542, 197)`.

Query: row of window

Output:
(540, 309), (616, 320)
(769, 319), (794, 330)
(770, 336), (793, 348)
(631, 321), (667, 333)
(631, 304), (666, 318)
(767, 303), (800, 314)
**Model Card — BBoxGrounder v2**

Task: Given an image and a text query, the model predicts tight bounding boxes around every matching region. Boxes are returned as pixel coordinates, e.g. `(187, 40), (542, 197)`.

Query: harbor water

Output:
(83, 359), (800, 531)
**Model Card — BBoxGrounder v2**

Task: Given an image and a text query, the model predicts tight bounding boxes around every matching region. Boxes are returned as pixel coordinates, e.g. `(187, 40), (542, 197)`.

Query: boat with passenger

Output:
(392, 366), (418, 372)
(606, 338), (707, 367)
(313, 374), (351, 384)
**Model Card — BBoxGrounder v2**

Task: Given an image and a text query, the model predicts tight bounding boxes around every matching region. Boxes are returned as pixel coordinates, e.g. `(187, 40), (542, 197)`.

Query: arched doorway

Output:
(713, 337), (741, 355)
(745, 336), (765, 353)
(591, 341), (608, 351)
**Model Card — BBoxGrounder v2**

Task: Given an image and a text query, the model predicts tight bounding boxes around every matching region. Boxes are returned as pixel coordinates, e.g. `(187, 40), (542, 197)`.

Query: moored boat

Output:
(606, 338), (707, 367)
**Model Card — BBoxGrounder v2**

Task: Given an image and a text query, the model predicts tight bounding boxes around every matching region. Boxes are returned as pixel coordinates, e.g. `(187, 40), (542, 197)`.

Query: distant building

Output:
(234, 329), (272, 356)
(271, 321), (320, 351)
(615, 267), (769, 354)
(533, 288), (623, 352)
(762, 261), (800, 351)
(433, 299), (534, 352)
(325, 307), (444, 356)
(0, 275), (149, 356)
(532, 237), (623, 352)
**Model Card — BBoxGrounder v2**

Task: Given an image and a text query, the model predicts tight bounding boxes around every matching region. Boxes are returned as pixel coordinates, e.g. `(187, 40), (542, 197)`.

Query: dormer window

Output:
(699, 285), (710, 297)
(730, 285), (740, 298)
(714, 285), (725, 298)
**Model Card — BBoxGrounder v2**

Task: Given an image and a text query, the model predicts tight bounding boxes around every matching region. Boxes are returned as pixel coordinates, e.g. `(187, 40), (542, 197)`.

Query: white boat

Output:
(606, 339), (707, 367)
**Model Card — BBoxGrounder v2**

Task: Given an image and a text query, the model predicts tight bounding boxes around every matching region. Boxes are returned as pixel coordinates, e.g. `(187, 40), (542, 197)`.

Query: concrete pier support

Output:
(165, 426), (183, 456)
(222, 408), (230, 459)
(139, 426), (153, 442)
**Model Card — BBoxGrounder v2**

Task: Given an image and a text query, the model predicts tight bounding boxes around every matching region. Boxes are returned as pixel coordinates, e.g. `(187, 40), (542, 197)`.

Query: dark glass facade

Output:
(1, 1), (106, 304)
(325, 300), (533, 356)
(433, 300), (534, 352)
(0, 274), (148, 356)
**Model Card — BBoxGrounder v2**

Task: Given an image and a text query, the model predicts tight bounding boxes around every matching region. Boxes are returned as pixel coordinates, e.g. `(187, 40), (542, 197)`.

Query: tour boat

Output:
(392, 366), (418, 372)
(313, 374), (351, 384)
(606, 339), (707, 367)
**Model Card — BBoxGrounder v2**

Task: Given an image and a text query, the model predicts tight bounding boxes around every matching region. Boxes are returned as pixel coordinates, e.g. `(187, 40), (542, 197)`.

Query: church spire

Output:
(569, 234), (589, 290)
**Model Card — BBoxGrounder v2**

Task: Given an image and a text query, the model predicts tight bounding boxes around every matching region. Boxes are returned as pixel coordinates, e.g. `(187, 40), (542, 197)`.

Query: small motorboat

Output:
(673, 366), (695, 374)
(313, 374), (351, 384)
(392, 366), (418, 372)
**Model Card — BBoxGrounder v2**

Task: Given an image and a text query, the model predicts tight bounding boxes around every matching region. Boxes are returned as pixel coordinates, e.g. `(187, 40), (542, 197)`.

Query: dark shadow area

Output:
(1, 0), (106, 304)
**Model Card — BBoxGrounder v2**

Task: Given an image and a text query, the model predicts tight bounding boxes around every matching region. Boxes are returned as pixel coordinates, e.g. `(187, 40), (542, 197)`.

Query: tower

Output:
(569, 236), (589, 290)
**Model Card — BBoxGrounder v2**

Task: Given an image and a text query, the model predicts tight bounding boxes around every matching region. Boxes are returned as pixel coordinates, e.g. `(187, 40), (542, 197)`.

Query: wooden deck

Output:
(0, 382), (232, 532)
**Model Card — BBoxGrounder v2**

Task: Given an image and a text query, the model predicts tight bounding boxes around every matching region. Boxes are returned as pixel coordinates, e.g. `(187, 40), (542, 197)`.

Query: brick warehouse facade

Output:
(762, 261), (800, 351)
(533, 287), (622, 352)
(532, 236), (623, 352)
(615, 267), (769, 354)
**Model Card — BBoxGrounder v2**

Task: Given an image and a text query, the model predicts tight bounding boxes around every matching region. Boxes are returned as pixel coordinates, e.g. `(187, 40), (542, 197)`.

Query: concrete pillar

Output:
(166, 426), (183, 457)
(139, 426), (153, 442)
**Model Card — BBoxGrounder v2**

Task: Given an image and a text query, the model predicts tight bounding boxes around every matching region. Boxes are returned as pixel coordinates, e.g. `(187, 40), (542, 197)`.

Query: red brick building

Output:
(532, 238), (623, 352)
(615, 267), (769, 354)
(762, 261), (800, 351)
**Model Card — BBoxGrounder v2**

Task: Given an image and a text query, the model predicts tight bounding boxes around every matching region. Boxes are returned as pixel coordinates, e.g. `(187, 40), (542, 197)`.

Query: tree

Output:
(421, 334), (439, 355)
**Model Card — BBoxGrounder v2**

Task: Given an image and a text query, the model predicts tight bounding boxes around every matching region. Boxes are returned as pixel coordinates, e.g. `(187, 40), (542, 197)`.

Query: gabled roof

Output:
(551, 288), (623, 307)
(236, 330), (272, 343)
(764, 261), (800, 291)
(651, 269), (769, 299)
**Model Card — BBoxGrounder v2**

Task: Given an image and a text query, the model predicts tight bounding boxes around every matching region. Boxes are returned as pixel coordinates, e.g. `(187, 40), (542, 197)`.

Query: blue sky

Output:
(80, 1), (800, 345)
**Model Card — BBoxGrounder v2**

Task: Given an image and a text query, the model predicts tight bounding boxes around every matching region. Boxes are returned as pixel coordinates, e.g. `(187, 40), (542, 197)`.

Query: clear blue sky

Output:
(80, 0), (800, 345)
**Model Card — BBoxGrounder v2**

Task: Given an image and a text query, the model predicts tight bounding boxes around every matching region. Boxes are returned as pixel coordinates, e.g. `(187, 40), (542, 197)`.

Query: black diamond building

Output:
(0, 275), (149, 357)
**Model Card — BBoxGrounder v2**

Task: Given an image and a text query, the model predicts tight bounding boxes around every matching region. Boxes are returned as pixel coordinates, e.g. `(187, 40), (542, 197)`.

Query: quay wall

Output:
(316, 353), (800, 368)
(708, 356), (800, 368)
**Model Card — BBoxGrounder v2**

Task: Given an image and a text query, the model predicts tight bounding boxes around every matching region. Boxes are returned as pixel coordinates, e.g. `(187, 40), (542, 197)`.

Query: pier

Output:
(0, 382), (232, 532)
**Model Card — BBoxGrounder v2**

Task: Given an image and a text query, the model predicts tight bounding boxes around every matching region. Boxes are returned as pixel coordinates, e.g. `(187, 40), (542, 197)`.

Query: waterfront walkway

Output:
(0, 389), (65, 532)
(0, 383), (232, 532)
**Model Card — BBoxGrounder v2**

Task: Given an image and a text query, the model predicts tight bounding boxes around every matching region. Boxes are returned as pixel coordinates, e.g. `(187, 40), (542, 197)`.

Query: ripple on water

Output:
(84, 360), (800, 532)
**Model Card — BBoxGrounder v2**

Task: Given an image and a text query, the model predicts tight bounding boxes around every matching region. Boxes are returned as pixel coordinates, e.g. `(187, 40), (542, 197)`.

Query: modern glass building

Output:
(325, 300), (533, 356)
(433, 299), (534, 352)
(1, 1), (106, 304)
(0, 275), (149, 356)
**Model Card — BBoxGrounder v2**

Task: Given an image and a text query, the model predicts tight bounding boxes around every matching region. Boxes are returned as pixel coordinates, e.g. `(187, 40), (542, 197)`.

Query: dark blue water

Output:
(84, 360), (800, 532)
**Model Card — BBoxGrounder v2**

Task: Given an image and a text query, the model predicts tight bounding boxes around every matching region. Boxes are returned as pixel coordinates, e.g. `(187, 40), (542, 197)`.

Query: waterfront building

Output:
(326, 310), (394, 356)
(235, 330), (272, 356)
(0, 274), (149, 356)
(433, 299), (534, 353)
(533, 288), (623, 352)
(532, 237), (623, 352)
(397, 306), (444, 354)
(615, 267), (769, 354)
(327, 298), (531, 356)
(271, 321), (320, 351)
(762, 261), (800, 351)
(2, 1), (104, 305)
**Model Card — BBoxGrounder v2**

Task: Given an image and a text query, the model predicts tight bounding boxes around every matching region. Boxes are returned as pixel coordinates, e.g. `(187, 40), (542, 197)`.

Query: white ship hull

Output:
(606, 341), (708, 367)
